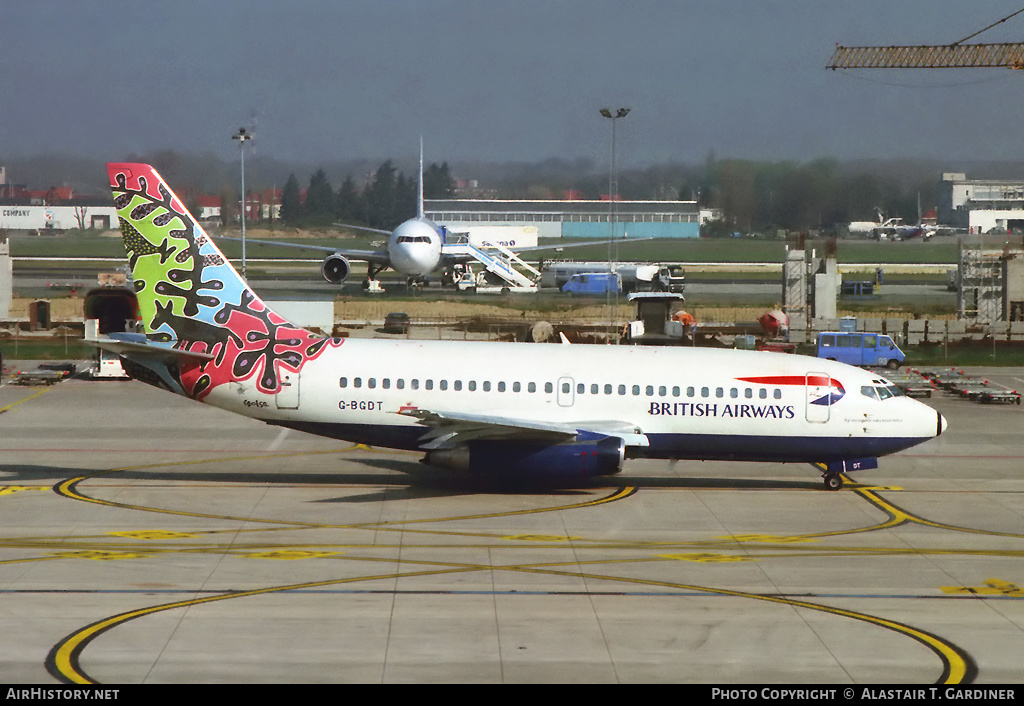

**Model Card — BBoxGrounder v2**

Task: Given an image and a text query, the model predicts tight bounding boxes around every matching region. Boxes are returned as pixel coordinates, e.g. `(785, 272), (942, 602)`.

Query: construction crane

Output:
(828, 43), (1024, 70)
(827, 7), (1024, 70)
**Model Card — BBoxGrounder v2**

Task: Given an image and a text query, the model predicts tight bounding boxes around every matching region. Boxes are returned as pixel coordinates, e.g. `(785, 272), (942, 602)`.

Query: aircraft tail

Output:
(417, 137), (425, 218)
(106, 163), (339, 400)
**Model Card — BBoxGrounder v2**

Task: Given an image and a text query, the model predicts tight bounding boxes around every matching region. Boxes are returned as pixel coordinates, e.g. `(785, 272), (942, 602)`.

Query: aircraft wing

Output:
(217, 235), (392, 267)
(398, 407), (649, 449)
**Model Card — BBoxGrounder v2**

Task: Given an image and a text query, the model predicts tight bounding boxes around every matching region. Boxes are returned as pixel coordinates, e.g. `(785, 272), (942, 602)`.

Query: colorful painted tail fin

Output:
(107, 163), (336, 399)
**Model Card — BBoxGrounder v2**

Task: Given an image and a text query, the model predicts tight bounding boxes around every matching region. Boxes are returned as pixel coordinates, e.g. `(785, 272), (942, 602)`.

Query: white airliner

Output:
(95, 163), (946, 490)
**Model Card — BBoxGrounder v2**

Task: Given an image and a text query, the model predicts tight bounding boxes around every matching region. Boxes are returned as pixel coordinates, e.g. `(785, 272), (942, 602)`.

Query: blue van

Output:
(561, 272), (621, 295)
(816, 332), (905, 369)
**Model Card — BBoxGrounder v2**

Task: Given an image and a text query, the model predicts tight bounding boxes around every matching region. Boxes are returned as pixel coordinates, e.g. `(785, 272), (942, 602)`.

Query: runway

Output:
(0, 370), (1022, 684)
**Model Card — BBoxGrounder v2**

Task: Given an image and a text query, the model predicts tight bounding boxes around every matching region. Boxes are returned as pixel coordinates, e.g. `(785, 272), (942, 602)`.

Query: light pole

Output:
(599, 108), (629, 340)
(232, 127), (252, 279)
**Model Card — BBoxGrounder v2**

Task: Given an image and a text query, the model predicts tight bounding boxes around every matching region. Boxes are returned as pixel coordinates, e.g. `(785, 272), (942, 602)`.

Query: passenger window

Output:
(672, 386), (680, 397)
(411, 379), (419, 390)
(659, 386), (667, 397)
(497, 381), (505, 392)
(632, 385), (640, 396)
(646, 385), (654, 396)
(618, 384), (626, 395)
(340, 377), (348, 388)
(774, 389), (782, 399)
(591, 384), (599, 395)
(440, 380), (448, 391)
(604, 384), (613, 395)
(483, 381), (491, 392)
(368, 378), (376, 389)
(716, 387), (724, 398)
(468, 381), (476, 391)
(745, 388), (753, 399)
(396, 379), (404, 390)
(687, 386), (695, 397)
(454, 380), (463, 391)
(354, 377), (362, 388)
(730, 388), (738, 398)
(382, 379), (390, 389)
(577, 383), (585, 394)
(759, 388), (767, 399)
(562, 382), (571, 394)
(425, 380), (433, 390)
(545, 382), (553, 394)
(701, 387), (709, 398)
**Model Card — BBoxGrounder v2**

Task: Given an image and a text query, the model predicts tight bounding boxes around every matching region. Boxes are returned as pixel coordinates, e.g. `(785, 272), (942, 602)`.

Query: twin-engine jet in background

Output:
(94, 162), (946, 490)
(231, 145), (639, 289)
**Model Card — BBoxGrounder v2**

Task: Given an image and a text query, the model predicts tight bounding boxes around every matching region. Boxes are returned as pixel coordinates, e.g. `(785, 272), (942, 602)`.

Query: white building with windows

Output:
(939, 173), (1024, 233)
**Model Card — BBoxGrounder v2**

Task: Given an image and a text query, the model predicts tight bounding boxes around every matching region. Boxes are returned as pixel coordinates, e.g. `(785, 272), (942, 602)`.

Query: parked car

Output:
(383, 312), (410, 334)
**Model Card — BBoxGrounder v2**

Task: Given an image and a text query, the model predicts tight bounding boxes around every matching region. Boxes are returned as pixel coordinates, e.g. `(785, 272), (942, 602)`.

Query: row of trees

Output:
(279, 161), (456, 230)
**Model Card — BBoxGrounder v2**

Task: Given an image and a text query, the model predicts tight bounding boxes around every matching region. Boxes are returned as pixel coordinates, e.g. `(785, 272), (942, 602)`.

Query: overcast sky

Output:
(5, 1), (1024, 168)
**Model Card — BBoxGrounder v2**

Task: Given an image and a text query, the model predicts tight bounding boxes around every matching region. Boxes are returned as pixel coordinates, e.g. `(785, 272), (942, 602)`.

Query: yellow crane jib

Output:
(827, 42), (1024, 70)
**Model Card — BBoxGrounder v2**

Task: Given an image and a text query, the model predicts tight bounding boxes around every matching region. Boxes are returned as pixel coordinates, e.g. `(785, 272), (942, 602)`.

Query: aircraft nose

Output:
(937, 411), (947, 437)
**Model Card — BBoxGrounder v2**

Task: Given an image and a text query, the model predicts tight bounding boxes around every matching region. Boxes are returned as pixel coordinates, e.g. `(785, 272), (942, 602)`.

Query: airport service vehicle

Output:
(382, 312), (410, 334)
(816, 332), (905, 370)
(561, 272), (621, 295)
(92, 163), (945, 490)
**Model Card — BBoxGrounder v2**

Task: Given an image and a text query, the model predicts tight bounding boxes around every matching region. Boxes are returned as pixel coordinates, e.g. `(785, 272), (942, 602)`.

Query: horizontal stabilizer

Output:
(86, 333), (215, 363)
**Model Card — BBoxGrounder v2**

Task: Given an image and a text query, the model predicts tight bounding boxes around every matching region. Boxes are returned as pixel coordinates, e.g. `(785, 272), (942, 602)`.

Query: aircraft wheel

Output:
(824, 474), (843, 491)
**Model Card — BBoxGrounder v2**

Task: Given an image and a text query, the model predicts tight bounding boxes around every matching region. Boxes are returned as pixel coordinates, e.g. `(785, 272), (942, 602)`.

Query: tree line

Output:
(278, 161), (455, 230)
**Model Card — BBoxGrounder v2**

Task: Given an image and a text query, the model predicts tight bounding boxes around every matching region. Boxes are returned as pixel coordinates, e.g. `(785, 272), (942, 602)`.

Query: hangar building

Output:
(424, 199), (702, 239)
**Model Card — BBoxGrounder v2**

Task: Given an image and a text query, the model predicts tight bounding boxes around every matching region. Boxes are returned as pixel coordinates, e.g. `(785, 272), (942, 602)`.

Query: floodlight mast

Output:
(232, 127), (252, 279)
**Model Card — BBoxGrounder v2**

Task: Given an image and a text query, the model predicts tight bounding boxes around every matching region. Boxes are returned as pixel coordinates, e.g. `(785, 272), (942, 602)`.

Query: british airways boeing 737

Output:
(94, 163), (946, 490)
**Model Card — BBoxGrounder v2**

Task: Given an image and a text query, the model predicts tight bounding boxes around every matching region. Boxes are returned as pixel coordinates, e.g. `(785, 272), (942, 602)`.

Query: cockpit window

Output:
(862, 383), (903, 401)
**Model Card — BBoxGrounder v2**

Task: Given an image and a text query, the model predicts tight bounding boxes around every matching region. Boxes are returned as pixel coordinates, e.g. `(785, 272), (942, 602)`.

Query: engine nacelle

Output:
(321, 253), (351, 284)
(423, 435), (625, 481)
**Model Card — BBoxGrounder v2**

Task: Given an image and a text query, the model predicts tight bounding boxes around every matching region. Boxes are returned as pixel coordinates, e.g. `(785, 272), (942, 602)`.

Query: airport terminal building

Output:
(939, 172), (1024, 233)
(424, 199), (702, 239)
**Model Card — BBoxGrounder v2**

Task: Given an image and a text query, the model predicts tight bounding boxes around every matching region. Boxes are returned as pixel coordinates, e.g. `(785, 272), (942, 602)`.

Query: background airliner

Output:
(95, 162), (946, 490)
(234, 145), (637, 288)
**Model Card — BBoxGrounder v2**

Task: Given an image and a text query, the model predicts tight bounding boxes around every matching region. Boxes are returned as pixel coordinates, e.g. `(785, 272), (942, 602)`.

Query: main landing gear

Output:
(823, 473), (843, 491)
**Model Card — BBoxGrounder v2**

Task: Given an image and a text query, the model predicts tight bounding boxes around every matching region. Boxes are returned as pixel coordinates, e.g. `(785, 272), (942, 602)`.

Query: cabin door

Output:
(805, 372), (831, 423)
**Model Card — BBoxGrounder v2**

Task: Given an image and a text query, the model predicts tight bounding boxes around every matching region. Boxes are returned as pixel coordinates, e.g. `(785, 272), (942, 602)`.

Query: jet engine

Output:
(321, 254), (351, 284)
(423, 435), (625, 480)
